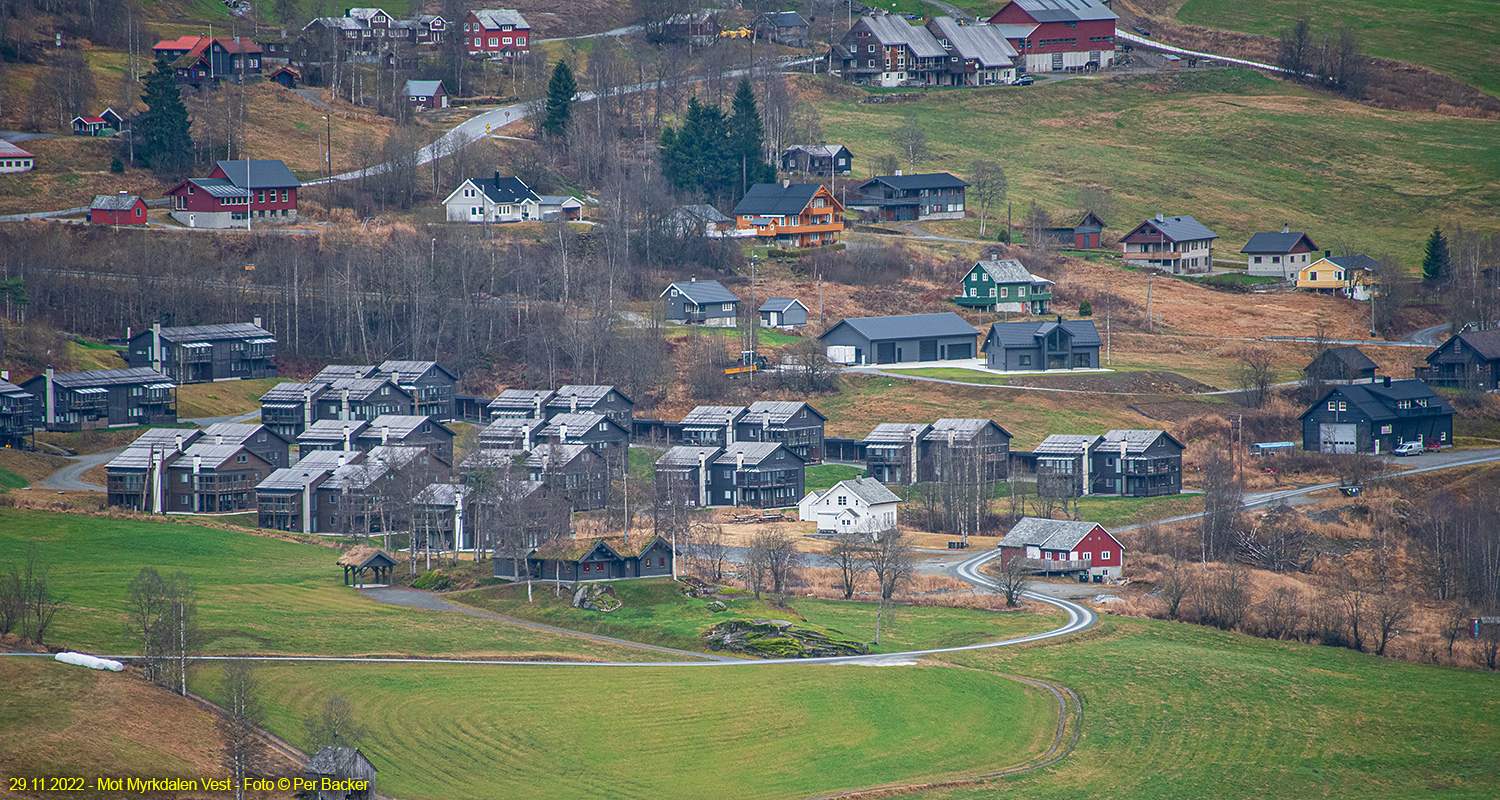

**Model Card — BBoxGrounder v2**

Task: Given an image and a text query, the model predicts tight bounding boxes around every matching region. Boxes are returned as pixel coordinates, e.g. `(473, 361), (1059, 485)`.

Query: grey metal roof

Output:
(759, 11), (807, 28)
(924, 418), (1010, 442)
(175, 442), (249, 469)
(746, 400), (826, 424)
(0, 379), (30, 398)
(91, 194), (142, 211)
(548, 385), (631, 409)
(156, 322), (272, 343)
(404, 79), (446, 97)
(821, 312), (981, 344)
(1033, 434), (1100, 455)
(1000, 517), (1107, 550)
(326, 377), (403, 401)
(360, 415), (448, 441)
(489, 388), (555, 411)
(1009, 0), (1117, 23)
(292, 450), (351, 469)
(732, 182), (825, 217)
(713, 442), (787, 466)
(974, 259), (1046, 285)
(1241, 231), (1317, 254)
(260, 381), (328, 403)
(864, 172), (969, 192)
(215, 159), (301, 189)
(47, 367), (172, 389)
(459, 448), (526, 472)
(298, 419), (367, 443)
(1099, 429), (1180, 455)
(1133, 214), (1218, 243)
(835, 477), (900, 506)
(472, 9), (529, 29)
(478, 418), (546, 441)
(413, 482), (469, 507)
(324, 446), (426, 490)
(758, 297), (805, 313)
(663, 279), (738, 305)
(257, 462), (336, 492)
(315, 365), (377, 381)
(681, 405), (747, 427)
(107, 446), (166, 470)
(128, 427), (202, 450)
(188, 178), (249, 199)
(1314, 346), (1378, 374)
(863, 422), (932, 444)
(1324, 254), (1378, 272)
(541, 413), (617, 438)
(782, 144), (847, 159)
(672, 204), (732, 224)
(928, 17), (1016, 67)
(377, 360), (454, 382)
(656, 446), (723, 467)
(524, 443), (592, 469)
(201, 422), (270, 445)
(539, 195), (581, 207)
(985, 319), (1102, 348)
(861, 13), (947, 57)
(989, 23), (1039, 39)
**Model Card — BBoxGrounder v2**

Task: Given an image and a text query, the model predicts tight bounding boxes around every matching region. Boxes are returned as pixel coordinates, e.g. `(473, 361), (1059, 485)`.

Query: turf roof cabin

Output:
(662, 279), (739, 326)
(820, 312), (982, 366)
(982, 318), (1101, 371)
(1037, 212), (1106, 250)
(1300, 378), (1453, 454)
(1415, 329), (1500, 392)
(850, 172), (968, 222)
(1120, 213), (1217, 274)
(1241, 225), (1320, 280)
(493, 535), (675, 582)
(956, 259), (1054, 314)
(998, 517), (1123, 581)
(124, 320), (276, 384)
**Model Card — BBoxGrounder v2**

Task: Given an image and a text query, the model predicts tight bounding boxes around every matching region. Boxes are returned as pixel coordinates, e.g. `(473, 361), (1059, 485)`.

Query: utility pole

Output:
(1145, 271), (1153, 333)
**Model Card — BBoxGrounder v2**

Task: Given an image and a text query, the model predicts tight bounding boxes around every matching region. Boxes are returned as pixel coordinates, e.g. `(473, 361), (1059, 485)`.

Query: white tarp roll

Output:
(55, 651), (124, 672)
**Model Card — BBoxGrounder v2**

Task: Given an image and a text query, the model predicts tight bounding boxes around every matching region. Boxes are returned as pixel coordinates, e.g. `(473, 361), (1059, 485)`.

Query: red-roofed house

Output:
(0, 141), (34, 173)
(71, 108), (124, 136)
(464, 9), (530, 57)
(152, 35), (263, 86)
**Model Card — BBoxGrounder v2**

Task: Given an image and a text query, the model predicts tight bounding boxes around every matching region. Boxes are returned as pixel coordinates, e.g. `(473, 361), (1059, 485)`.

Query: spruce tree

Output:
(542, 61), (577, 138)
(136, 57), (193, 174)
(727, 78), (774, 195)
(1422, 226), (1450, 282)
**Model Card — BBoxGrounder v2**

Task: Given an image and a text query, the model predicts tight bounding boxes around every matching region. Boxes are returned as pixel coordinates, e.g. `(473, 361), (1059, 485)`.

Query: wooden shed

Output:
(304, 746), (376, 800)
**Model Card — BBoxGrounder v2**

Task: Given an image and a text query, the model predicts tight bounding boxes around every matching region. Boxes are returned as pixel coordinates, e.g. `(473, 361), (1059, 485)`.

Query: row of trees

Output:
(1276, 19), (1371, 98)
(660, 78), (776, 209)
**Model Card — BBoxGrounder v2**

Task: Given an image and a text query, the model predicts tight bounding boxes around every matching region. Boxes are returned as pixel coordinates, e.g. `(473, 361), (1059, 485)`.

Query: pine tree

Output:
(136, 57), (193, 174)
(542, 61), (577, 138)
(1422, 226), (1450, 282)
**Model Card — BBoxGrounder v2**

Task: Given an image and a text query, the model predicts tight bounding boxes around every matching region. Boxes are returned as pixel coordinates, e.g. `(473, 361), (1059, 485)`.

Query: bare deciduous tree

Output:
(1370, 593), (1411, 656)
(1255, 586), (1304, 640)
(994, 554), (1031, 608)
(304, 694), (368, 751)
(967, 160), (1007, 237)
(892, 112), (929, 171)
(861, 529), (914, 644)
(829, 528), (871, 600)
(218, 661), (266, 800)
(1157, 558), (1193, 620)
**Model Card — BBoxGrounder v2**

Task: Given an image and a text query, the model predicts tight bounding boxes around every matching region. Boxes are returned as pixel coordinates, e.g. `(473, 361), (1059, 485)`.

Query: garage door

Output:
(919, 339), (938, 361)
(947, 342), (972, 360)
(876, 342), (897, 364)
(1319, 423), (1357, 454)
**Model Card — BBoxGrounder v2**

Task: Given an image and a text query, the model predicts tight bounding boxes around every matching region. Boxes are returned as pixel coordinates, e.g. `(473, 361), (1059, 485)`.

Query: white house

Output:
(0, 140), (35, 173)
(798, 477), (900, 536)
(442, 172), (540, 223)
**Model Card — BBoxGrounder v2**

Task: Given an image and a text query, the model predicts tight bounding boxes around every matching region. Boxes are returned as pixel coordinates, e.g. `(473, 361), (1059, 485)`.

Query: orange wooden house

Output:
(732, 181), (844, 248)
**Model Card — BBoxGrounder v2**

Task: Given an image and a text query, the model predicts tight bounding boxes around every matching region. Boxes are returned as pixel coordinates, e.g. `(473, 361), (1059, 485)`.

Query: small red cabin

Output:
(87, 193), (148, 225)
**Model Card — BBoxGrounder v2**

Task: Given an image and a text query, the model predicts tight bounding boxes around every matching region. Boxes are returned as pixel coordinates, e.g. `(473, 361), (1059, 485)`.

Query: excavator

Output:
(724, 350), (769, 378)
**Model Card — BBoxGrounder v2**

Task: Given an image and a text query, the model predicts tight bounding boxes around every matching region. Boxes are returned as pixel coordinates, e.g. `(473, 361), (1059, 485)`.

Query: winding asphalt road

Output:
(37, 448), (120, 491)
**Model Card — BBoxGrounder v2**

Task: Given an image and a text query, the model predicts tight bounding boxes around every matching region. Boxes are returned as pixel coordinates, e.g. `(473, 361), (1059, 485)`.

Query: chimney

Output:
(152, 321), (162, 372)
(1057, 314), (1064, 324)
(1325, 249), (1331, 258)
(215, 434), (224, 445)
(453, 489), (465, 551)
(253, 315), (262, 328)
(1384, 376), (1392, 387)
(303, 387), (313, 426)
(570, 395), (578, 413)
(342, 424), (352, 452)
(337, 454), (347, 469)
(533, 395), (544, 418)
(523, 424), (532, 452)
(494, 170), (501, 189)
(782, 178), (790, 188)
(736, 452), (745, 470)
(44, 366), (54, 426)
(1282, 223), (1289, 234)
(118, 189), (128, 196)
(381, 424), (390, 445)
(175, 433), (184, 452)
(0, 370), (6, 381)
(697, 451), (708, 506)
(341, 388), (350, 421)
(1155, 212), (1164, 222)
(894, 170), (902, 176)
(559, 423), (568, 442)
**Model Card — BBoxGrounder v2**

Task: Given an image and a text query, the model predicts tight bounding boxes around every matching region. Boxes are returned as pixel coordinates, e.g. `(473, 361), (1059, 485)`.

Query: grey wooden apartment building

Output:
(124, 320), (276, 384)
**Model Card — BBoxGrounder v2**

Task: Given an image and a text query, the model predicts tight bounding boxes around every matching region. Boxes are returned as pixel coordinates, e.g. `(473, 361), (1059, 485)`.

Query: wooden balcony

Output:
(1124, 250), (1183, 262)
(1014, 557), (1089, 572)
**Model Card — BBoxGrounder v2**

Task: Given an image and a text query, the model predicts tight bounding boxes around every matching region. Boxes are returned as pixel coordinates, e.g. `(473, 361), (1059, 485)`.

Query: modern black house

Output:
(106, 428), (204, 511)
(477, 417), (548, 450)
(679, 405), (747, 447)
(921, 418), (1011, 483)
(1415, 329), (1500, 391)
(982, 318), (1102, 371)
(22, 367), (176, 431)
(312, 378), (415, 423)
(124, 320), (276, 384)
(376, 360), (458, 420)
(545, 385), (635, 428)
(710, 442), (805, 508)
(539, 412), (631, 466)
(297, 419), (368, 459)
(258, 381), (328, 440)
(163, 442), (273, 514)
(523, 443), (609, 512)
(254, 450), (346, 533)
(1301, 378), (1454, 454)
(849, 172), (968, 222)
(820, 312), (982, 366)
(355, 415), (455, 463)
(0, 379), (34, 449)
(654, 445), (722, 507)
(779, 144), (851, 176)
(662, 278), (740, 327)
(1307, 346), (1379, 385)
(488, 388), (556, 420)
(738, 401), (827, 465)
(1032, 434), (1100, 497)
(201, 421), (294, 470)
(863, 422), (933, 485)
(1088, 429), (1184, 497)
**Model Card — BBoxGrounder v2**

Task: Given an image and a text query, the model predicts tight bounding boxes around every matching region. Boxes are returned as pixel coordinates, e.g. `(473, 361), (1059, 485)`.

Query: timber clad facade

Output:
(21, 367), (176, 432)
(0, 380), (34, 448)
(1300, 378), (1454, 454)
(998, 517), (1123, 580)
(956, 259), (1053, 314)
(1088, 430), (1183, 497)
(982, 318), (1101, 371)
(851, 173), (968, 222)
(165, 444), (272, 514)
(464, 9), (530, 57)
(738, 401), (826, 465)
(1416, 330), (1500, 391)
(987, 0), (1118, 73)
(1120, 214), (1217, 274)
(494, 536), (675, 582)
(165, 160), (300, 229)
(732, 183), (844, 247)
(662, 279), (740, 326)
(922, 419), (1012, 483)
(125, 321), (277, 384)
(1242, 227), (1320, 279)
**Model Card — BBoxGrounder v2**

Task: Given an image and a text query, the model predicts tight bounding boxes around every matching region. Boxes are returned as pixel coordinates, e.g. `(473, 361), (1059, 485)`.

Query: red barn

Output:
(998, 517), (1123, 581)
(87, 193), (148, 225)
(464, 9), (530, 57)
(987, 0), (1117, 73)
(164, 159), (300, 229)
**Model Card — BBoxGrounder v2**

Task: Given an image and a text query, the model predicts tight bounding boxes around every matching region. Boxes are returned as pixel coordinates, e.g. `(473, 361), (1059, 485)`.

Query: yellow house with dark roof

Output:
(1297, 253), (1377, 300)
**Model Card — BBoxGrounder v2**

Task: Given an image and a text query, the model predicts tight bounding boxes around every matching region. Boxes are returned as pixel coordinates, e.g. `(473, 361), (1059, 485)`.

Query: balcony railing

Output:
(1014, 557), (1089, 572)
(1125, 250), (1183, 262)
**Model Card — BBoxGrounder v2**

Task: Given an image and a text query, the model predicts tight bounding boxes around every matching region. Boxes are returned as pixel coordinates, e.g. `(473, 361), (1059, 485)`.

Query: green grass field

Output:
(1177, 0), (1500, 96)
(917, 615), (1500, 799)
(814, 69), (1500, 258)
(806, 463), (864, 490)
(454, 578), (1063, 655)
(0, 508), (684, 662)
(193, 661), (1058, 800)
(173, 377), (281, 419)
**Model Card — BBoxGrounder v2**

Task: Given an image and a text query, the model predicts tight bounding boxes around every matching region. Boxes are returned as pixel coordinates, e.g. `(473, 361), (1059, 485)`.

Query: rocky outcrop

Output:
(704, 619), (869, 659)
(572, 583), (621, 612)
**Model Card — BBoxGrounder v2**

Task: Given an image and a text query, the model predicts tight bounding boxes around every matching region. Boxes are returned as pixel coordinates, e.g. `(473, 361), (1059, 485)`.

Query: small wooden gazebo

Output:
(338, 547), (399, 587)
